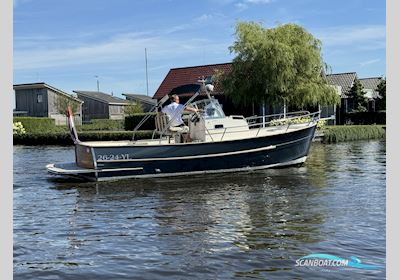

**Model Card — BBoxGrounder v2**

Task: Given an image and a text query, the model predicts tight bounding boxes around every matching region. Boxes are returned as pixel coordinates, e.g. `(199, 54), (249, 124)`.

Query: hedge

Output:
(79, 119), (125, 131)
(322, 125), (386, 143)
(14, 115), (156, 133)
(13, 117), (64, 133)
(125, 113), (156, 131)
(345, 111), (386, 125)
(13, 131), (154, 145)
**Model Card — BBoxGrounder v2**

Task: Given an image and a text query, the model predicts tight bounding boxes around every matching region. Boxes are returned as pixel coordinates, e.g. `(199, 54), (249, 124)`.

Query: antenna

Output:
(145, 48), (149, 97)
(94, 75), (100, 92)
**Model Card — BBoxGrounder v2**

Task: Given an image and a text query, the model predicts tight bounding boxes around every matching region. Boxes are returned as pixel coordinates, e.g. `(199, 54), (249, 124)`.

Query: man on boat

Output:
(162, 94), (199, 127)
(162, 94), (198, 141)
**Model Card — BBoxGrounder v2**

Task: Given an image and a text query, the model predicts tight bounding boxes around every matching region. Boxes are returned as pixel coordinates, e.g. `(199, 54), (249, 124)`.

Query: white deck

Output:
(79, 123), (315, 147)
(46, 162), (95, 174)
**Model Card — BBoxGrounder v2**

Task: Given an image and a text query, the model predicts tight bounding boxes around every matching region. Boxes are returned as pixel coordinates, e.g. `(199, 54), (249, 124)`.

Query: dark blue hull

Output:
(86, 125), (316, 180)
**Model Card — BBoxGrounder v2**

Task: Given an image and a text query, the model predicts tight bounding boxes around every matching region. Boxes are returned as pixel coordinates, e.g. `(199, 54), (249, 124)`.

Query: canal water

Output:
(13, 140), (386, 280)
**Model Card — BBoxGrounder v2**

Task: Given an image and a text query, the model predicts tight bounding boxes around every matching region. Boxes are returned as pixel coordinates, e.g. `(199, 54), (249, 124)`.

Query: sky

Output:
(13, 0), (386, 100)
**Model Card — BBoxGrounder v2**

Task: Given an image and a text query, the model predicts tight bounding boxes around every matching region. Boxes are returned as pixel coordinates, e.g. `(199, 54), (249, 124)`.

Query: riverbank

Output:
(13, 125), (386, 145)
(13, 131), (153, 145)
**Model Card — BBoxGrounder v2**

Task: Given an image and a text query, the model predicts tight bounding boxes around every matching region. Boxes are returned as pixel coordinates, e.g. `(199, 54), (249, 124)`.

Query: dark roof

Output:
(73, 90), (130, 105)
(359, 77), (382, 91)
(153, 62), (232, 100)
(122, 93), (157, 105)
(325, 72), (357, 98)
(13, 82), (83, 103)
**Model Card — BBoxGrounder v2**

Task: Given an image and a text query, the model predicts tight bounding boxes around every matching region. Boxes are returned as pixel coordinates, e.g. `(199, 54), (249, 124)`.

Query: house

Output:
(73, 90), (130, 122)
(13, 82), (83, 125)
(325, 73), (383, 123)
(154, 63), (232, 100)
(325, 72), (357, 124)
(122, 93), (157, 112)
(359, 77), (383, 111)
(153, 62), (337, 118)
(153, 63), (257, 116)
(153, 63), (381, 124)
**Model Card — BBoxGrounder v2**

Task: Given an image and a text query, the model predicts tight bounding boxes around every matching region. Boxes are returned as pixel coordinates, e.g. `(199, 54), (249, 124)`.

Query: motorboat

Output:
(47, 80), (321, 181)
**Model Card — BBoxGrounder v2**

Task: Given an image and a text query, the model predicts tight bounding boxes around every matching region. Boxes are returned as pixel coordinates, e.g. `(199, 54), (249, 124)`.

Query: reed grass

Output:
(322, 125), (385, 143)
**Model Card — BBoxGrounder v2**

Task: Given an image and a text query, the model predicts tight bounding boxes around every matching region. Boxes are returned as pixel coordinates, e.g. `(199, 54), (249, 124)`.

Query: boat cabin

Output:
(188, 98), (250, 142)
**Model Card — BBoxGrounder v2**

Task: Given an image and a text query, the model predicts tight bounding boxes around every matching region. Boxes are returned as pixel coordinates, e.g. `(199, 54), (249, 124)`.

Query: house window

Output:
(37, 94), (43, 103)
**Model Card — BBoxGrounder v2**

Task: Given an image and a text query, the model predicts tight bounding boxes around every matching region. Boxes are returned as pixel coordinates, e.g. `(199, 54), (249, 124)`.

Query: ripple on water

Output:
(13, 140), (386, 279)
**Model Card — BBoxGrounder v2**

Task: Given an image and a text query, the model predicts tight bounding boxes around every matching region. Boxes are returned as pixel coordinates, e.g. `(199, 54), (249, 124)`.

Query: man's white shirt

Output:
(162, 102), (184, 127)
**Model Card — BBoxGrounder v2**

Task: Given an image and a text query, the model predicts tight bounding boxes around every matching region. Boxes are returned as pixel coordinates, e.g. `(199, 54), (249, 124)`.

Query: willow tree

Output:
(221, 21), (340, 109)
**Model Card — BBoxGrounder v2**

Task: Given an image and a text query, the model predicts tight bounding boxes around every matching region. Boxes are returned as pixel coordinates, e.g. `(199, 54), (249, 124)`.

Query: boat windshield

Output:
(191, 99), (225, 119)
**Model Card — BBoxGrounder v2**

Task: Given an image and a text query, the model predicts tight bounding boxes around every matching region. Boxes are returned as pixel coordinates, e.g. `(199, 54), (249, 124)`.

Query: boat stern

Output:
(46, 143), (98, 180)
(75, 143), (96, 169)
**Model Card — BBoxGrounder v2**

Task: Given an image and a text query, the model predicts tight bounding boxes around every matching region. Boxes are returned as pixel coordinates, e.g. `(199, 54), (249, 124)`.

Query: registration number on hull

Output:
(97, 154), (130, 161)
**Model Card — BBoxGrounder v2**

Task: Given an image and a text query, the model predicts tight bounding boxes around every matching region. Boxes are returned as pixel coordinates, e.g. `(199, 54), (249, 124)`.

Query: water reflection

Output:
(14, 140), (386, 279)
(50, 168), (329, 274)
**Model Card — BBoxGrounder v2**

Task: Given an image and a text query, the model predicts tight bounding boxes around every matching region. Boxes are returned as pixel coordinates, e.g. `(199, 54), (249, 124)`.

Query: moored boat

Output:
(47, 80), (320, 181)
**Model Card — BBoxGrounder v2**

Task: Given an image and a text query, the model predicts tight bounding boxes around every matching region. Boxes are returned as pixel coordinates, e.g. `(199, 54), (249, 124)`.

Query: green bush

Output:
(13, 131), (153, 145)
(322, 125), (385, 143)
(125, 113), (156, 131)
(80, 119), (125, 131)
(13, 117), (64, 133)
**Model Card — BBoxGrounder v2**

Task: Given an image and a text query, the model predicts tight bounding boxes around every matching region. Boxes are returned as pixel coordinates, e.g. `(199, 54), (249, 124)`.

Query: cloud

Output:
(235, 2), (248, 11)
(234, 0), (273, 11)
(244, 0), (272, 3)
(360, 59), (380, 67)
(208, 0), (236, 5)
(163, 13), (228, 35)
(14, 35), (159, 70)
(194, 14), (214, 22)
(164, 24), (192, 34)
(314, 25), (386, 49)
(13, 31), (230, 70)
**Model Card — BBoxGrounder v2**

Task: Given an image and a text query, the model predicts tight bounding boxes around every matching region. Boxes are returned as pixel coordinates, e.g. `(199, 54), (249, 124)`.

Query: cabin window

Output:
(214, 124), (224, 129)
(37, 94), (43, 103)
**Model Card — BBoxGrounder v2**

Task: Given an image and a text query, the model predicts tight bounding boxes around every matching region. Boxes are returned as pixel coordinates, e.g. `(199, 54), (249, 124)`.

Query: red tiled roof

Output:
(153, 62), (232, 100)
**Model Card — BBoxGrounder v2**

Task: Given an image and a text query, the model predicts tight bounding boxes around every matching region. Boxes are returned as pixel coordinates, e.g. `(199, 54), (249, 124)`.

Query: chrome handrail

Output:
(211, 111), (321, 141)
(132, 94), (170, 140)
(153, 110), (320, 143)
(245, 110), (311, 123)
